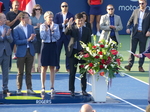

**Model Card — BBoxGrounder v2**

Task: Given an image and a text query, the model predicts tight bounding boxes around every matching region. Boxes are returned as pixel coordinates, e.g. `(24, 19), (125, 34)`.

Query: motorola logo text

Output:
(118, 5), (150, 11)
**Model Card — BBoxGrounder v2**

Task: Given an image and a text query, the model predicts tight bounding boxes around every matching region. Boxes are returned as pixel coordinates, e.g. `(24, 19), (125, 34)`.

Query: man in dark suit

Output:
(13, 12), (36, 94)
(65, 13), (91, 96)
(54, 2), (74, 73)
(0, 13), (13, 94)
(125, 0), (150, 72)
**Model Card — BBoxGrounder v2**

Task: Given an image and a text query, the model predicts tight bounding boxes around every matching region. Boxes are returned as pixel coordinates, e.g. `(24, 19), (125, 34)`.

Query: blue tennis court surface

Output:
(0, 73), (149, 112)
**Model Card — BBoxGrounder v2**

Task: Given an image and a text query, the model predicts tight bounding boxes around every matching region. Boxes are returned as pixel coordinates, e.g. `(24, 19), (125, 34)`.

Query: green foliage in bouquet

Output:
(75, 36), (124, 78)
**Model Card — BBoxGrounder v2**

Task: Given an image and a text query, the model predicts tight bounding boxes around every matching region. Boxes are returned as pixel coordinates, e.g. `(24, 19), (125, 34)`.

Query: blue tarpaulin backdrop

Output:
(1, 0), (150, 34)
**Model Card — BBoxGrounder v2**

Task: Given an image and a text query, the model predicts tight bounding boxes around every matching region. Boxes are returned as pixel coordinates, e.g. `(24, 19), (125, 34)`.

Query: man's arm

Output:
(6, 12), (21, 27)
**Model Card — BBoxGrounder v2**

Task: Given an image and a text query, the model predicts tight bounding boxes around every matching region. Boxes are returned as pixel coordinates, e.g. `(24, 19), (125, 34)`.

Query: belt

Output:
(137, 30), (142, 32)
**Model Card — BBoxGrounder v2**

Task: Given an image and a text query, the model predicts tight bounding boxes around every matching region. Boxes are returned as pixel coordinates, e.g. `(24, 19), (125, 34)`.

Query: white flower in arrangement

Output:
(105, 44), (108, 48)
(85, 65), (89, 69)
(111, 64), (115, 68)
(99, 55), (103, 59)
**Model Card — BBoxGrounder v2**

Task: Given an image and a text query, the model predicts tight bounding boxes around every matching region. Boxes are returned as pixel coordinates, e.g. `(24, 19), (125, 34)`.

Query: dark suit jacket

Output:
(54, 12), (74, 35)
(65, 25), (91, 57)
(127, 8), (150, 37)
(13, 24), (36, 57)
(85, 22), (92, 35)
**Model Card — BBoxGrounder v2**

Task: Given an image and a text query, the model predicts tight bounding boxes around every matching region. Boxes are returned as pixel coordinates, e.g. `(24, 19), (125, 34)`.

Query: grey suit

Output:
(100, 14), (123, 43)
(127, 8), (150, 67)
(0, 25), (13, 90)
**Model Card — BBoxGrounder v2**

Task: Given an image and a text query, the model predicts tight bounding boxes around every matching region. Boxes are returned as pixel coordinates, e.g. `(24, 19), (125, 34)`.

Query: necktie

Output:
(77, 27), (82, 50)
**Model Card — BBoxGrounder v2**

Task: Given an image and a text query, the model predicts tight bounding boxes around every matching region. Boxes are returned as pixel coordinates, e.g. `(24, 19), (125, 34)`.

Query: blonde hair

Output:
(44, 11), (53, 18)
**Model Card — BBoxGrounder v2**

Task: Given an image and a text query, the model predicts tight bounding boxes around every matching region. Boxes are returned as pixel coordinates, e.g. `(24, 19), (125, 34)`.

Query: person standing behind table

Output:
(6, 0), (22, 69)
(30, 4), (44, 73)
(13, 11), (36, 94)
(40, 11), (60, 94)
(99, 4), (123, 45)
(65, 13), (91, 96)
(80, 11), (92, 35)
(54, 2), (74, 73)
(0, 13), (13, 94)
(124, 0), (150, 72)
(87, 0), (103, 36)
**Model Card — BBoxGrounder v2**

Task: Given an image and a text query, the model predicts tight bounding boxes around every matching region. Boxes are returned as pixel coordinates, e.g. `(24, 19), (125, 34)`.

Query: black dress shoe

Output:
(70, 91), (75, 96)
(82, 91), (88, 96)
(3, 89), (10, 94)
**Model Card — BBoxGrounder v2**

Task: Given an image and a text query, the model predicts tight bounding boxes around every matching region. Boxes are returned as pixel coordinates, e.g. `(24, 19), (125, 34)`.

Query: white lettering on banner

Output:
(118, 5), (150, 11)
(36, 100), (51, 104)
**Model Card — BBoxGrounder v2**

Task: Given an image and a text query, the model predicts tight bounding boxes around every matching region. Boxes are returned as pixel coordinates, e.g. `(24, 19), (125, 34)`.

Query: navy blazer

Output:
(13, 24), (36, 57)
(54, 12), (74, 35)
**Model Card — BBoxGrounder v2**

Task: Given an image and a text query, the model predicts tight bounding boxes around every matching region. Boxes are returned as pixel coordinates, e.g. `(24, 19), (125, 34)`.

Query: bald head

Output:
(80, 104), (95, 112)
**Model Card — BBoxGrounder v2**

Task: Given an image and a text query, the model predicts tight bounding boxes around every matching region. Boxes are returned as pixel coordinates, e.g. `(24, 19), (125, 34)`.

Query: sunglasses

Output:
(61, 5), (68, 8)
(139, 3), (144, 5)
(35, 8), (41, 11)
(107, 8), (114, 10)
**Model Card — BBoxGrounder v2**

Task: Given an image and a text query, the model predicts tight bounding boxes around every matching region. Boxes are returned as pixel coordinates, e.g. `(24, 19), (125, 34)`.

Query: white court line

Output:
(75, 76), (145, 112)
(123, 73), (149, 85)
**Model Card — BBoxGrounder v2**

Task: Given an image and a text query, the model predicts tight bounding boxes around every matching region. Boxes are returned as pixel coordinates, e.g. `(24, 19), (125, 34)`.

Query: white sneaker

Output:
(27, 89), (36, 94)
(41, 88), (45, 94)
(96, 31), (101, 36)
(51, 88), (55, 95)
(16, 89), (22, 94)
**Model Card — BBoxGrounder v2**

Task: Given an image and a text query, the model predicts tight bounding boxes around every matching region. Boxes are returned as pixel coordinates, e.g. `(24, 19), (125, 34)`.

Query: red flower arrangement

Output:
(75, 38), (124, 78)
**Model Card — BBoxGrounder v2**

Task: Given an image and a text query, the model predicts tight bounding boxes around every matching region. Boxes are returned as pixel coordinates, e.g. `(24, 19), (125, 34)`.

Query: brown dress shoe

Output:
(139, 67), (145, 72)
(124, 65), (131, 71)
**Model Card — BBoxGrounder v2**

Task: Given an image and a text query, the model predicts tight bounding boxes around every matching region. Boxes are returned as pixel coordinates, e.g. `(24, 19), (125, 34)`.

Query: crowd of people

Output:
(1, 0), (150, 107)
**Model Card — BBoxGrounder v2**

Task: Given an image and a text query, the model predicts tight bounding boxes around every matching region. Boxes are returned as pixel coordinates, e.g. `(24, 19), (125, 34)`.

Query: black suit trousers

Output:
(129, 32), (148, 67)
(69, 49), (87, 92)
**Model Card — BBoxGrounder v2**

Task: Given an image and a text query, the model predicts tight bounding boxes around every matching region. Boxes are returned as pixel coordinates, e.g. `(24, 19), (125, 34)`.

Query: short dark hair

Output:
(80, 11), (89, 22)
(19, 11), (29, 19)
(75, 13), (83, 19)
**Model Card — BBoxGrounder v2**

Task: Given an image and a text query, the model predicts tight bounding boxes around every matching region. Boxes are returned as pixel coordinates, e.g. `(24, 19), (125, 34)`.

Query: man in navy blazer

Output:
(54, 2), (74, 72)
(13, 12), (36, 94)
(0, 13), (13, 94)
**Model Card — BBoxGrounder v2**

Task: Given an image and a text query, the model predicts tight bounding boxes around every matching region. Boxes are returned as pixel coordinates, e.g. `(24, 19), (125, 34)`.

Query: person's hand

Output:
(15, 12), (21, 20)
(68, 18), (74, 27)
(146, 31), (150, 37)
(64, 18), (69, 25)
(79, 51), (84, 55)
(6, 28), (11, 36)
(1, 28), (6, 37)
(109, 25), (116, 29)
(126, 29), (130, 34)
(28, 34), (36, 41)
(37, 23), (41, 28)
(134, 54), (141, 58)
